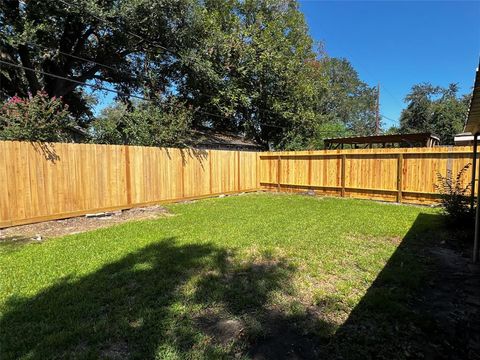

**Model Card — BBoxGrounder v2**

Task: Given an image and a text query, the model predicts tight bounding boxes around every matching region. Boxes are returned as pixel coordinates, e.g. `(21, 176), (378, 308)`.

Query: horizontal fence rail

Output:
(0, 141), (259, 228)
(258, 146), (477, 204)
(0, 141), (477, 228)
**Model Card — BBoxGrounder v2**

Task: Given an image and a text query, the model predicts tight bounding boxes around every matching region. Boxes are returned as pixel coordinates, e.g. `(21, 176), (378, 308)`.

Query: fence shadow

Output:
(0, 237), (295, 359)
(315, 212), (476, 360)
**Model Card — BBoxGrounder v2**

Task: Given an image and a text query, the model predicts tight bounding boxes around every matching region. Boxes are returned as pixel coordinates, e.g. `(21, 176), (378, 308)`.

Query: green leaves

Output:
(0, 91), (74, 142)
(1, 0), (380, 149)
(91, 99), (193, 147)
(399, 83), (470, 144)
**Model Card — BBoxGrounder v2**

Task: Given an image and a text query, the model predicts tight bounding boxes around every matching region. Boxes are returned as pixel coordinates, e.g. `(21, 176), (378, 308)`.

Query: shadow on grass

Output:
(243, 212), (477, 359)
(230, 213), (448, 360)
(0, 237), (295, 359)
(1, 213), (476, 359)
(309, 212), (477, 360)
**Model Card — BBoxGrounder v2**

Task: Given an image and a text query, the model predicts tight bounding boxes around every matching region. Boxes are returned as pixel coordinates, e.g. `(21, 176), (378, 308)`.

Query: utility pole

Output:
(375, 83), (380, 135)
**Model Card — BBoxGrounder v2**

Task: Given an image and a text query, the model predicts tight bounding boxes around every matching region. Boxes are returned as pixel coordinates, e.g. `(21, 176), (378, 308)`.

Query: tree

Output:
(399, 83), (470, 144)
(168, 0), (320, 149)
(0, 0), (197, 120)
(90, 99), (193, 147)
(1, 0), (378, 150)
(313, 57), (377, 137)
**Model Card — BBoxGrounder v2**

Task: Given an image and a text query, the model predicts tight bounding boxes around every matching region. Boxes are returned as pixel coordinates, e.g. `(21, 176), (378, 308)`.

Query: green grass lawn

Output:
(0, 193), (447, 359)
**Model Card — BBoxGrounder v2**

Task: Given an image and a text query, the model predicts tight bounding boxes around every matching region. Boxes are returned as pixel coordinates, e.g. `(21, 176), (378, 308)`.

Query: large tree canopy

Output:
(399, 83), (471, 144)
(1, 0), (379, 149)
(1, 0), (196, 118)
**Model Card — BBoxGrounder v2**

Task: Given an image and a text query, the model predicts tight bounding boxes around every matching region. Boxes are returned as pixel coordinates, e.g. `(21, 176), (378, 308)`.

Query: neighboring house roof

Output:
(464, 64), (480, 134)
(69, 125), (89, 137)
(324, 133), (440, 149)
(191, 128), (263, 151)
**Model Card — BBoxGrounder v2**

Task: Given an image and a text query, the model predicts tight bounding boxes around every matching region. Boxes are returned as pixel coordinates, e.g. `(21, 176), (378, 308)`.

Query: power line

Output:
(56, 0), (176, 56)
(0, 59), (148, 100)
(20, 40), (157, 87)
(380, 114), (399, 131)
(33, 44), (119, 73)
(0, 58), (236, 122)
(380, 114), (397, 123)
(1, 58), (347, 134)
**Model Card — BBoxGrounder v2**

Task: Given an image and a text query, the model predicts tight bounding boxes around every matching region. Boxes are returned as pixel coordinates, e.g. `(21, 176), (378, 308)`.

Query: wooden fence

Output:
(258, 146), (476, 204)
(0, 141), (259, 228)
(0, 141), (477, 228)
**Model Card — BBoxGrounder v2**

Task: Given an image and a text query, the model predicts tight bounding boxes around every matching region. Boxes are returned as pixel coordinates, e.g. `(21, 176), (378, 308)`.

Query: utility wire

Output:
(0, 58), (349, 135)
(0, 59), (147, 100)
(380, 114), (397, 123)
(21, 41), (148, 82)
(5, 1), (349, 137)
(39, 45), (118, 72)
(0, 59), (230, 120)
(56, 0), (177, 56)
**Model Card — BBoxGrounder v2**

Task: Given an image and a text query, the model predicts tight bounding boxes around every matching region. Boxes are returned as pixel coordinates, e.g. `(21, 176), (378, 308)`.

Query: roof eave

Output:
(464, 64), (480, 134)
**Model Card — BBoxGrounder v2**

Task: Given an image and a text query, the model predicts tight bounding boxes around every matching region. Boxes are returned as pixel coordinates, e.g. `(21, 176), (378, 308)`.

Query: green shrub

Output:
(0, 91), (73, 142)
(435, 163), (474, 227)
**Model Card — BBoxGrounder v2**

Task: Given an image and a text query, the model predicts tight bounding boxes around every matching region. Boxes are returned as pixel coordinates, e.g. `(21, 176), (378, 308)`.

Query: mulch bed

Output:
(0, 205), (170, 241)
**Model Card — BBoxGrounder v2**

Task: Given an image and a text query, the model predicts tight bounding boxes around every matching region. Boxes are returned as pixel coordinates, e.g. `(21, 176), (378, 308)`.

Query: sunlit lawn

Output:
(0, 193), (444, 359)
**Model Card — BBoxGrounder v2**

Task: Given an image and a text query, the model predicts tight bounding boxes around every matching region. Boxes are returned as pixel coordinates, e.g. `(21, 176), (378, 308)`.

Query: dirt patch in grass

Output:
(100, 341), (130, 360)
(195, 308), (246, 346)
(417, 246), (480, 358)
(0, 205), (170, 240)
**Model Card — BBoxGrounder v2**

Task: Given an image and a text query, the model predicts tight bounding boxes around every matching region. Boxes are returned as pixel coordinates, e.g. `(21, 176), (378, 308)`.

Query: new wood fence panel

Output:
(310, 155), (342, 193)
(210, 150), (237, 194)
(0, 141), (260, 228)
(2, 140), (477, 228)
(258, 155), (278, 187)
(238, 151), (258, 190)
(0, 142), (11, 223)
(183, 149), (210, 198)
(259, 146), (477, 204)
(345, 154), (398, 198)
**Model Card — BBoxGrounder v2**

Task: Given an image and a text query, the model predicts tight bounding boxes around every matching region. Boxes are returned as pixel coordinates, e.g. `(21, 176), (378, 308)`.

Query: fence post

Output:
(256, 152), (261, 189)
(341, 154), (346, 197)
(209, 150), (213, 195)
(237, 151), (241, 191)
(180, 150), (185, 198)
(397, 153), (403, 203)
(124, 145), (132, 205)
(307, 151), (312, 187)
(277, 155), (281, 192)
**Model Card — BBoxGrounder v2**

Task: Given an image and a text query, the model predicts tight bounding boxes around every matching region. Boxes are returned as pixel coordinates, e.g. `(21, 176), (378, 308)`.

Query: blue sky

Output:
(93, 1), (480, 130)
(299, 0), (480, 129)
